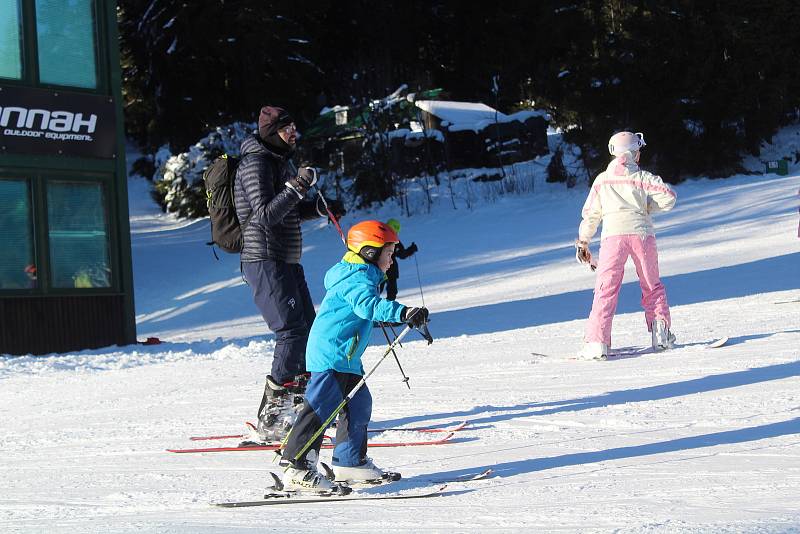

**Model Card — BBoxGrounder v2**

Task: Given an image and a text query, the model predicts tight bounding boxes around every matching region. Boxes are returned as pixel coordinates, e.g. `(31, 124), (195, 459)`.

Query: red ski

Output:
(189, 420), (469, 441)
(168, 430), (458, 454)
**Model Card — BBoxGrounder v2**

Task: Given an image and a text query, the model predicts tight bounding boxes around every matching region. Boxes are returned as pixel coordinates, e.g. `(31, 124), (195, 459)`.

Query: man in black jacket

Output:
(234, 105), (345, 442)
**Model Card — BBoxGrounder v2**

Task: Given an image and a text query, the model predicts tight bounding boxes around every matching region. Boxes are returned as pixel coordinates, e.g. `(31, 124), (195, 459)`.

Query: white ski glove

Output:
(285, 167), (318, 198)
(575, 239), (591, 264)
(575, 239), (596, 271)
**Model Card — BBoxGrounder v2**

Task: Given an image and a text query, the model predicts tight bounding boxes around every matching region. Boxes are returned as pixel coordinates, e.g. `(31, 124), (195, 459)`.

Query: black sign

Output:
(0, 85), (117, 159)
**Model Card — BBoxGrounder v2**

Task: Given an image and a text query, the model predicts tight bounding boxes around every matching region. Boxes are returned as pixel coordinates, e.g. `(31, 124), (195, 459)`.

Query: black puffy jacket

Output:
(233, 135), (320, 263)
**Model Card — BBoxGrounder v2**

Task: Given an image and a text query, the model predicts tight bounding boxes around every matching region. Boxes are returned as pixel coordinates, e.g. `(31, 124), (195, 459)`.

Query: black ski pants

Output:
(242, 260), (315, 383)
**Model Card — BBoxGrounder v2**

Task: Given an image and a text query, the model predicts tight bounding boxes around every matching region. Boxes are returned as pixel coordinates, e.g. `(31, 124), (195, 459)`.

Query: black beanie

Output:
(258, 106), (293, 140)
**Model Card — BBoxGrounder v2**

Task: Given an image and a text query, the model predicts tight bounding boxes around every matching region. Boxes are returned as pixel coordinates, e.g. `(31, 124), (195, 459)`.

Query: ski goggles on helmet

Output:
(608, 131), (646, 156)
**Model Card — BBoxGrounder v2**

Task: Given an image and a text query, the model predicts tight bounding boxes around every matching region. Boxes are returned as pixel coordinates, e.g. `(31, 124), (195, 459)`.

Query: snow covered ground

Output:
(1, 142), (799, 532)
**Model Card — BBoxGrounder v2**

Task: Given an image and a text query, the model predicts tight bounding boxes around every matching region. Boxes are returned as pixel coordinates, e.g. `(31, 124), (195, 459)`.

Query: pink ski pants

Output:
(584, 235), (671, 346)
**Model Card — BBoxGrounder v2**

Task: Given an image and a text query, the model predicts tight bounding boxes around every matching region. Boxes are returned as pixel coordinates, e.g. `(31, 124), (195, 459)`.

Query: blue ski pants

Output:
(282, 370), (372, 467)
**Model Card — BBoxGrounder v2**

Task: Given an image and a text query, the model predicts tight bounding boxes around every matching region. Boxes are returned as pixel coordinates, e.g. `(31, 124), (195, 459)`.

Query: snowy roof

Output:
(415, 100), (504, 127)
(415, 100), (548, 132)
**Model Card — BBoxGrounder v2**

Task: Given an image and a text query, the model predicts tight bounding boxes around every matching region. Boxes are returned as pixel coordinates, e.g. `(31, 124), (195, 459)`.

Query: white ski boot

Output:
(576, 342), (608, 361)
(281, 460), (335, 493)
(332, 457), (400, 484)
(651, 319), (676, 351)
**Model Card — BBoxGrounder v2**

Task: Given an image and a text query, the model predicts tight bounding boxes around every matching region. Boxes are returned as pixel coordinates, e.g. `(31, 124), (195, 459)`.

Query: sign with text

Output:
(0, 85), (117, 159)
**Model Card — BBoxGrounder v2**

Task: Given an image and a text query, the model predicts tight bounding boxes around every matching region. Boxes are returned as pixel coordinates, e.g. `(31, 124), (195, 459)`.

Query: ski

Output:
(168, 431), (457, 454)
(326, 466), (493, 489)
(214, 467), (494, 507)
(705, 336), (729, 349)
(531, 337), (729, 361)
(189, 420), (469, 442)
(214, 484), (449, 507)
(370, 419), (469, 434)
(429, 468), (494, 485)
(611, 337), (729, 357)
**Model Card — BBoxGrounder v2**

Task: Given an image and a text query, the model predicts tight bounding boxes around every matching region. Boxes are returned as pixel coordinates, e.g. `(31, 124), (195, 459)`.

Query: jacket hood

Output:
(606, 149), (640, 176)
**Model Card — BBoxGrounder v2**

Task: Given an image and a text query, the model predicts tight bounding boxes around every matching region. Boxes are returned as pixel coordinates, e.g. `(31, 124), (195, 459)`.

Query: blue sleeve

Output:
(339, 274), (405, 323)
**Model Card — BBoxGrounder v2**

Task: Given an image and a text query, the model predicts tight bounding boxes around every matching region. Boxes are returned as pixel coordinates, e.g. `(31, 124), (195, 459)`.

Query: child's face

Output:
(377, 243), (396, 273)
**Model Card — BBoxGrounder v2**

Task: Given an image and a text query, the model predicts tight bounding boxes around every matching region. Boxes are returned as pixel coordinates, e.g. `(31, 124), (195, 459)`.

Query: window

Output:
(36, 0), (98, 89)
(0, 0), (23, 80)
(0, 179), (37, 289)
(47, 181), (111, 288)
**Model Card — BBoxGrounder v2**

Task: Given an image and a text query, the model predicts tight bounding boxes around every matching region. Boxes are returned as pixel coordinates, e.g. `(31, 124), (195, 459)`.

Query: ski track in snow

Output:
(1, 151), (800, 532)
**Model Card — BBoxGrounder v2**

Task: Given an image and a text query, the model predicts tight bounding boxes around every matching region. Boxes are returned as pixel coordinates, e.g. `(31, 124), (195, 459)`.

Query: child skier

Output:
(279, 220), (429, 492)
(575, 131), (677, 360)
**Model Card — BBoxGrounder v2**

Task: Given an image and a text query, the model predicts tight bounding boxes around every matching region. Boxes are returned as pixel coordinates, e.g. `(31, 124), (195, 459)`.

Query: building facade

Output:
(0, 0), (136, 355)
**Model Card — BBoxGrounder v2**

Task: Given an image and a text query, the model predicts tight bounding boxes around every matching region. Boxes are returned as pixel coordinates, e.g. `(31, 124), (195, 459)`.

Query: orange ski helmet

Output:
(347, 220), (399, 262)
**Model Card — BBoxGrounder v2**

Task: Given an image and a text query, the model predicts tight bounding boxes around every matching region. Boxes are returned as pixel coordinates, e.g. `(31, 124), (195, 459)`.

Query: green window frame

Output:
(0, 0), (107, 93)
(0, 0), (24, 80)
(0, 177), (37, 290)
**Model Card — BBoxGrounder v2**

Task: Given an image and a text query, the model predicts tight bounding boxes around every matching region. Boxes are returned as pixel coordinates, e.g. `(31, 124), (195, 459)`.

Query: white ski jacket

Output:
(578, 152), (677, 242)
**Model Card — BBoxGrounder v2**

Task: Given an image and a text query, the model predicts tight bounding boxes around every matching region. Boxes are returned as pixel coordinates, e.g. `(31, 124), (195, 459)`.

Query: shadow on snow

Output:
(409, 417), (800, 489)
(375, 360), (800, 428)
(427, 252), (799, 339)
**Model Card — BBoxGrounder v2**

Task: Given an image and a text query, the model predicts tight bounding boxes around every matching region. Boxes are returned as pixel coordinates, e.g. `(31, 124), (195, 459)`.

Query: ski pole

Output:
(292, 324), (415, 462)
(316, 192), (346, 245)
(379, 322), (411, 389)
(413, 254), (426, 308)
(388, 323), (403, 349)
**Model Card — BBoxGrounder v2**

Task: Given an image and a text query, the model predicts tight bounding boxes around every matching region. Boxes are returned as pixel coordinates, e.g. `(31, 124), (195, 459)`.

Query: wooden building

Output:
(0, 0), (136, 355)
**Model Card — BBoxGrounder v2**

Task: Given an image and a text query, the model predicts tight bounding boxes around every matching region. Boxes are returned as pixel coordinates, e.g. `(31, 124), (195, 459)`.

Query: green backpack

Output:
(202, 154), (252, 253)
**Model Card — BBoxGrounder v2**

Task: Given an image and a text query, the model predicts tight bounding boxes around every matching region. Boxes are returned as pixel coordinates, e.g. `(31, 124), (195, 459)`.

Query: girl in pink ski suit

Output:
(575, 132), (677, 359)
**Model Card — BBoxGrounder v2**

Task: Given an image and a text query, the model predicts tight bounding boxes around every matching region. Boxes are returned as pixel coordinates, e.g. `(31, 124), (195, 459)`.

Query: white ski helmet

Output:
(608, 131), (646, 157)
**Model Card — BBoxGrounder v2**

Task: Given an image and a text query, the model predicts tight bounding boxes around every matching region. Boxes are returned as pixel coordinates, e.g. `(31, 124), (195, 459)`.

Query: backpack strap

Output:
(233, 152), (258, 233)
(235, 152), (281, 245)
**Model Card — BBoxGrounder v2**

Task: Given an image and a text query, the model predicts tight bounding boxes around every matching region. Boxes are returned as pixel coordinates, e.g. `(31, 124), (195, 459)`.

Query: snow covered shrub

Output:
(151, 122), (255, 218)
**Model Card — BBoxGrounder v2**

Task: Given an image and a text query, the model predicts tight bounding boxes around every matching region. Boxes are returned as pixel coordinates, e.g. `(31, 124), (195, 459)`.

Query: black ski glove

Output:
(286, 167), (318, 198)
(406, 242), (418, 255)
(325, 199), (347, 219)
(401, 306), (429, 328)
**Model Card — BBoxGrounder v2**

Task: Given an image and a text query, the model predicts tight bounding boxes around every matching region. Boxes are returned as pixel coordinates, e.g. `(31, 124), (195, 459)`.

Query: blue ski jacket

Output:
(305, 252), (405, 375)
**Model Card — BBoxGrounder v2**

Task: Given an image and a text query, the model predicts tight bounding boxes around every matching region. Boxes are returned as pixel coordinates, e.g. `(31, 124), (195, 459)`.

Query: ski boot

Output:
(332, 457), (401, 485)
(651, 319), (676, 351)
(249, 375), (306, 444)
(576, 342), (608, 361)
(280, 459), (351, 496)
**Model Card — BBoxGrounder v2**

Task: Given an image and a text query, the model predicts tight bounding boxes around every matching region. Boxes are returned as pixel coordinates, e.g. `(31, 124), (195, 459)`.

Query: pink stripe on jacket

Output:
(579, 153), (676, 242)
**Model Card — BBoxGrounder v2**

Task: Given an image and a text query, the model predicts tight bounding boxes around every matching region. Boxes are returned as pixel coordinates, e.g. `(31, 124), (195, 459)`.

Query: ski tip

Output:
(707, 336), (729, 349)
(451, 420), (470, 431)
